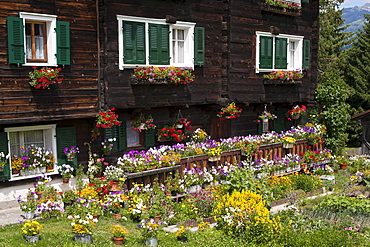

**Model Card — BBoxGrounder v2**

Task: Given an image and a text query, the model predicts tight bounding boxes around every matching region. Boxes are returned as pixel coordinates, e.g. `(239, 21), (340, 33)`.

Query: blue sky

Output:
(341, 0), (370, 8)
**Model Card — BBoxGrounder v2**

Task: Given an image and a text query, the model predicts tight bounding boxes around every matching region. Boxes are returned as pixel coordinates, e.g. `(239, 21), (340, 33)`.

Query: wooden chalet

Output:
(97, 0), (319, 156)
(352, 110), (370, 155)
(0, 0), (319, 182)
(0, 0), (99, 181)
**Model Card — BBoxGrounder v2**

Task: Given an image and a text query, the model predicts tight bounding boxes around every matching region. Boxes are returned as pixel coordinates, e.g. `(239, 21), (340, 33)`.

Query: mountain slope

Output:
(342, 3), (370, 33)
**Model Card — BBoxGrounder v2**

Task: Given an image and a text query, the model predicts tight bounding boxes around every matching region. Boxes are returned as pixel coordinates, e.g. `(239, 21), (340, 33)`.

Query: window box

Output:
(261, 4), (301, 16)
(263, 78), (303, 85)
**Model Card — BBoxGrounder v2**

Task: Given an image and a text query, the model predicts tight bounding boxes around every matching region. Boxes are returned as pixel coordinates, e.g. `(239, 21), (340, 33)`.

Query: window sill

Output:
(261, 4), (301, 17)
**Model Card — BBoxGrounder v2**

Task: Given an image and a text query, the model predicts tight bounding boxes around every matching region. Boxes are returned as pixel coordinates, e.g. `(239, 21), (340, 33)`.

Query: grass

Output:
(0, 216), (257, 247)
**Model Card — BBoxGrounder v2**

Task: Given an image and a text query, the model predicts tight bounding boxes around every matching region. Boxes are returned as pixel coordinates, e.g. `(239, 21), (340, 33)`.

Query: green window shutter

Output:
(275, 37), (287, 69)
(0, 132), (10, 180)
(7, 17), (25, 64)
(259, 36), (273, 69)
(303, 39), (311, 70)
(56, 127), (77, 167)
(144, 129), (155, 148)
(56, 21), (70, 65)
(194, 27), (205, 66)
(104, 127), (120, 152)
(118, 125), (127, 151)
(149, 23), (169, 65)
(273, 110), (285, 133)
(123, 21), (146, 64)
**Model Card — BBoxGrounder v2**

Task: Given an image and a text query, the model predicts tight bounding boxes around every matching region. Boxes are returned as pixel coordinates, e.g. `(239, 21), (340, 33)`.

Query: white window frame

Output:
(20, 12), (57, 67)
(117, 15), (195, 70)
(5, 124), (58, 181)
(255, 31), (303, 73)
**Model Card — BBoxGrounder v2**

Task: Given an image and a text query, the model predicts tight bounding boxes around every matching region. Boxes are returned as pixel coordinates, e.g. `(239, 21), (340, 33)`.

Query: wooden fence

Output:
(125, 140), (324, 189)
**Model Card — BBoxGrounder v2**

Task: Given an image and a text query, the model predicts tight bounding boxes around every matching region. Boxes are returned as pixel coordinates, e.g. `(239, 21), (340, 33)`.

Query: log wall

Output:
(0, 0), (99, 125)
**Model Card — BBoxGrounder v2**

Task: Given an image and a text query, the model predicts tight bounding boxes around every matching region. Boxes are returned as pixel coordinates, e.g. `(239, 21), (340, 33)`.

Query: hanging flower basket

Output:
(131, 114), (156, 132)
(257, 110), (277, 122)
(95, 108), (122, 128)
(217, 102), (242, 119)
(29, 67), (63, 90)
(287, 105), (306, 120)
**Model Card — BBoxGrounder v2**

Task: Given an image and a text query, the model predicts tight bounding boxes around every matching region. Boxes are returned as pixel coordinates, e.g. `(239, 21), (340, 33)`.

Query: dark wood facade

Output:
(0, 0), (319, 181)
(99, 0), (319, 140)
(0, 0), (99, 181)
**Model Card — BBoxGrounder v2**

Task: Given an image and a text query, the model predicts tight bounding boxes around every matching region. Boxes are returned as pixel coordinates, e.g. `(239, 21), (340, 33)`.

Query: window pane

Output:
(178, 41), (184, 63)
(126, 121), (140, 147)
(35, 36), (45, 59)
(178, 30), (184, 40)
(24, 130), (44, 148)
(9, 132), (20, 157)
(26, 36), (32, 59)
(34, 24), (44, 36)
(25, 23), (32, 35)
(172, 41), (176, 63)
(289, 42), (296, 68)
(172, 29), (185, 64)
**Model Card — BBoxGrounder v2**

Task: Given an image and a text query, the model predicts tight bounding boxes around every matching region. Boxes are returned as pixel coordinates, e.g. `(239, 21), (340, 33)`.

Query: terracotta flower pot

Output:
(62, 178), (70, 184)
(113, 237), (125, 246)
(112, 213), (122, 219)
(340, 164), (347, 170)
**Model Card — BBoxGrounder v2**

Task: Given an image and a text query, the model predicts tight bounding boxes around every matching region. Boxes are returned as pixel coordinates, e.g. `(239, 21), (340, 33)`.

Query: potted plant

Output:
(22, 220), (43, 243)
(17, 195), (37, 219)
(281, 136), (296, 149)
(131, 114), (156, 132)
(0, 152), (9, 172)
(157, 126), (186, 142)
(95, 108), (122, 128)
(71, 213), (98, 243)
(175, 117), (192, 129)
(207, 147), (222, 162)
(217, 102), (242, 119)
(287, 105), (306, 120)
(190, 128), (209, 143)
(34, 174), (53, 196)
(57, 163), (75, 183)
(175, 225), (190, 242)
(64, 146), (80, 161)
(87, 153), (107, 178)
(11, 157), (23, 175)
(337, 156), (349, 170)
(138, 219), (162, 246)
(101, 138), (115, 154)
(29, 66), (63, 89)
(110, 224), (128, 246)
(62, 190), (78, 208)
(257, 110), (277, 123)
(103, 165), (127, 191)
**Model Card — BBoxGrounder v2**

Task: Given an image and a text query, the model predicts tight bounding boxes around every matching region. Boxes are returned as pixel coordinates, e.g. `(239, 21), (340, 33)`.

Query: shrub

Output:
(213, 190), (282, 244)
(287, 173), (322, 192)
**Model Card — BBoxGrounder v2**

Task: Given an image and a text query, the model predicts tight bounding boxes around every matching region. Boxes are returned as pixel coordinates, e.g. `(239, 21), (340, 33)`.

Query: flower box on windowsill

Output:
(131, 78), (170, 85)
(261, 4), (301, 17)
(263, 79), (303, 85)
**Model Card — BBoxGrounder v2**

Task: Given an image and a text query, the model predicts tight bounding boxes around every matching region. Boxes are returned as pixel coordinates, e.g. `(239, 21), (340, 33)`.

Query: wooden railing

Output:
(124, 140), (324, 189)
